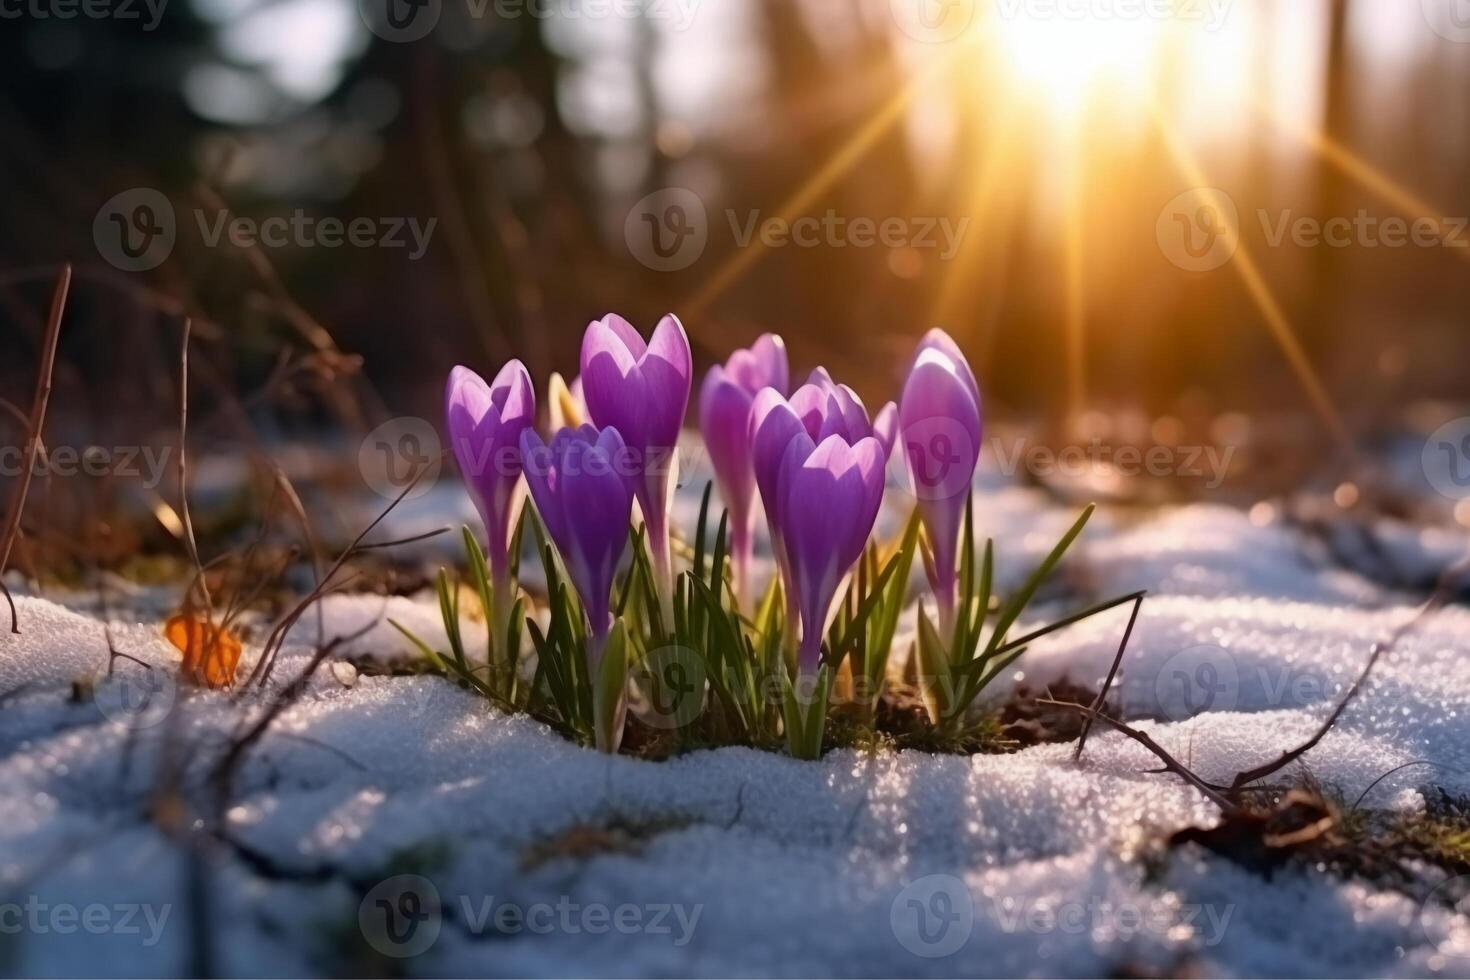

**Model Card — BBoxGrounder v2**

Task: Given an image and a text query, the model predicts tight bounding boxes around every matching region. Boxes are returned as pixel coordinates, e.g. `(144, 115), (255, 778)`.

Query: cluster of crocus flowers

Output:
(448, 317), (984, 758)
(447, 315), (690, 753)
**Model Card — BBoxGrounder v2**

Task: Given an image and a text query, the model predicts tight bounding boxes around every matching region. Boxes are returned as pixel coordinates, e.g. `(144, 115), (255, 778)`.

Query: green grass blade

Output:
(979, 504), (1094, 662)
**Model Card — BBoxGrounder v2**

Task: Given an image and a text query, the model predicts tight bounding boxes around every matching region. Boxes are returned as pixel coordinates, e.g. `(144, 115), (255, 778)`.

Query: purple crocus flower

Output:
(580, 314), (692, 604)
(445, 361), (536, 623)
(750, 370), (894, 637)
(752, 370), (887, 667)
(519, 425), (636, 655)
(698, 333), (788, 602)
(899, 329), (982, 635)
(775, 431), (887, 675)
(789, 367), (897, 458)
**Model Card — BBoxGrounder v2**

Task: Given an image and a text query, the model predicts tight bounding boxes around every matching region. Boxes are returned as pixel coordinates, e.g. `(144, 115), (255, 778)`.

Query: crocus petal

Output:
(519, 428), (565, 546)
(830, 384), (872, 443)
(700, 367), (757, 520)
(799, 368), (878, 445)
(640, 314), (693, 450)
(750, 333), (789, 395)
(750, 389), (807, 531)
(778, 434), (886, 661)
(490, 360), (535, 429)
(872, 401), (898, 459)
(787, 383), (831, 441)
(581, 319), (649, 451)
(913, 328), (980, 411)
(597, 312), (647, 358)
(724, 350), (762, 392)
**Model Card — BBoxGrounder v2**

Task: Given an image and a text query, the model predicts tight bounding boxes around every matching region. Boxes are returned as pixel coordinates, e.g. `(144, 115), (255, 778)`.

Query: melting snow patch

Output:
(0, 488), (1466, 977)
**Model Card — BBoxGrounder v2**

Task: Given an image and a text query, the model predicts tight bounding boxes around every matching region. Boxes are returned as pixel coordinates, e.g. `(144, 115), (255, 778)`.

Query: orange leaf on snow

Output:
(165, 614), (243, 689)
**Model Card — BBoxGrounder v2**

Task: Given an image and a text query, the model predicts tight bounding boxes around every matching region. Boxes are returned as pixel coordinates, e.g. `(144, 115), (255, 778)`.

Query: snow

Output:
(0, 473), (1467, 977)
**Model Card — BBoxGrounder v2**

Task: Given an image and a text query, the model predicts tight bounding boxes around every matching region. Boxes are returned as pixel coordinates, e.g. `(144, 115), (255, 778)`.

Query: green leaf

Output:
(616, 524), (648, 618)
(826, 549), (903, 671)
(505, 595), (526, 703)
(779, 672), (804, 756)
(436, 569), (471, 674)
(593, 620), (629, 754)
(915, 605), (954, 727)
(693, 481), (712, 583)
(979, 504), (1094, 664)
(864, 511), (921, 693)
(509, 502), (529, 580)
(462, 525), (496, 667)
(389, 618), (446, 672)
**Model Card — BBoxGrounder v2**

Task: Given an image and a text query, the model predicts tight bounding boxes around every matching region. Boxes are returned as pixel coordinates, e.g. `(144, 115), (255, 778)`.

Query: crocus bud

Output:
(750, 368), (891, 640)
(699, 334), (788, 603)
(792, 367), (897, 458)
(580, 314), (692, 607)
(899, 329), (981, 636)
(445, 362), (536, 624)
(519, 425), (636, 651)
(776, 432), (887, 675)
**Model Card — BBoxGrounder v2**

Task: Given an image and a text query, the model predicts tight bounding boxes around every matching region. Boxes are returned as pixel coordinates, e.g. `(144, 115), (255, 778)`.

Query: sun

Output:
(991, 8), (1164, 119)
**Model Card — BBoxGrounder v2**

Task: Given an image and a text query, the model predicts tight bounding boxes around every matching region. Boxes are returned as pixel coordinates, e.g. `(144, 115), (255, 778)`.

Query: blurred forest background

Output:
(0, 0), (1468, 475)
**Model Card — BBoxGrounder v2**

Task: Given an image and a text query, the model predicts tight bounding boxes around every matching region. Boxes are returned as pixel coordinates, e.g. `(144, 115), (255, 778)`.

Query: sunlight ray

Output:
(685, 34), (987, 318)
(1260, 103), (1470, 264)
(930, 101), (1023, 330)
(1152, 105), (1352, 453)
(1063, 125), (1087, 425)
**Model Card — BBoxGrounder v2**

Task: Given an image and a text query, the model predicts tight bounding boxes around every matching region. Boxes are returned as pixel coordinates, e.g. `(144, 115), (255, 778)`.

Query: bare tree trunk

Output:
(1312, 0), (1353, 356)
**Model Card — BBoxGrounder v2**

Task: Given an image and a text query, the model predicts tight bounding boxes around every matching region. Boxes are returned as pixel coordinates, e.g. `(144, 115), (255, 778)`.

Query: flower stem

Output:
(639, 478), (676, 624)
(729, 514), (752, 614)
(934, 575), (957, 643)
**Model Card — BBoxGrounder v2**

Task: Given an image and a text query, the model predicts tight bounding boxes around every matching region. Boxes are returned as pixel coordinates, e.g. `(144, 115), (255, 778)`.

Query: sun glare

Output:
(991, 10), (1163, 118)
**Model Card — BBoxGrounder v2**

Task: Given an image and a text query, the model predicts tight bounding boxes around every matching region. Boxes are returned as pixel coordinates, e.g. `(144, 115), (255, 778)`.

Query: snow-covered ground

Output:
(1, 469), (1468, 977)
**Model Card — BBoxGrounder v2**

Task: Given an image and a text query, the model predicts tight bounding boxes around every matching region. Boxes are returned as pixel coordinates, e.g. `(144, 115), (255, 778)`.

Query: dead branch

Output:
(0, 264), (70, 632)
(240, 463), (436, 690)
(1040, 699), (1237, 813)
(176, 319), (212, 616)
(1073, 590), (1146, 759)
(210, 615), (381, 819)
(1229, 568), (1457, 791)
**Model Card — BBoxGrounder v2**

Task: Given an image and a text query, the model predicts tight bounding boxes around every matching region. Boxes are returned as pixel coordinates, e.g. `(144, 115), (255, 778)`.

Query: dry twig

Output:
(0, 264), (70, 632)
